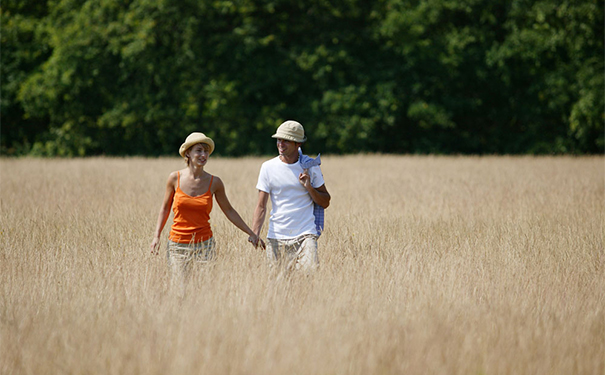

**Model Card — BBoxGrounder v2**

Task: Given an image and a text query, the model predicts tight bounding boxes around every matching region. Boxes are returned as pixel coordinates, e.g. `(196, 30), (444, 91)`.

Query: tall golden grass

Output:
(1, 155), (603, 374)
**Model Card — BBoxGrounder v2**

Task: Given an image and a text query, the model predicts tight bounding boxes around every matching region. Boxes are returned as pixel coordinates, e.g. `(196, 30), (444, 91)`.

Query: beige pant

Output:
(167, 238), (216, 295)
(267, 234), (319, 273)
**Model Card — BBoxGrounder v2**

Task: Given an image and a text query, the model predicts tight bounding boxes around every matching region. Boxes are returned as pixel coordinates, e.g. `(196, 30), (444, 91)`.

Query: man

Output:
(252, 120), (331, 272)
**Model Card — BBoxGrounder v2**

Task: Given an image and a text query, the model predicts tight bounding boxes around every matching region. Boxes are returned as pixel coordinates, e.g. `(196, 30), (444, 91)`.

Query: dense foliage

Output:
(2, 0), (603, 156)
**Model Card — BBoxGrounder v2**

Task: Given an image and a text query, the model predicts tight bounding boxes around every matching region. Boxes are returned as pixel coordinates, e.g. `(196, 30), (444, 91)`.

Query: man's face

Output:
(276, 138), (298, 156)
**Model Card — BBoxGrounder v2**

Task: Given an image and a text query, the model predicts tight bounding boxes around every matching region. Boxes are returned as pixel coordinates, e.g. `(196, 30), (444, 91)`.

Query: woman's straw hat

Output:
(179, 132), (215, 157)
(271, 120), (307, 143)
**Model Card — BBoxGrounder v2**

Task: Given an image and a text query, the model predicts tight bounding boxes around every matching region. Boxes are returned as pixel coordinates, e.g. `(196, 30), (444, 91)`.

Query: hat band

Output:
(274, 131), (305, 142)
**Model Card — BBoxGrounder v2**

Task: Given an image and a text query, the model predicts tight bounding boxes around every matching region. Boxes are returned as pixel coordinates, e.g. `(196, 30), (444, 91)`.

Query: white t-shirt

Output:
(256, 156), (325, 239)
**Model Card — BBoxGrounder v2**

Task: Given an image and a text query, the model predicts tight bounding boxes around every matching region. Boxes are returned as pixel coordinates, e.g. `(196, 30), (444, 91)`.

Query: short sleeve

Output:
(311, 166), (325, 188)
(256, 163), (271, 193)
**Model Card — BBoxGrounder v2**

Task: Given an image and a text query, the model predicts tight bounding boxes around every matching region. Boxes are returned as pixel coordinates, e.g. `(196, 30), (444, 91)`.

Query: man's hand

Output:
(248, 234), (266, 250)
(299, 168), (312, 190)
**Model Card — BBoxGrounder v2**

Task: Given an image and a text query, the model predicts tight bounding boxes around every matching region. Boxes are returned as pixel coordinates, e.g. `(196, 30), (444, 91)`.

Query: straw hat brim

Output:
(179, 133), (215, 157)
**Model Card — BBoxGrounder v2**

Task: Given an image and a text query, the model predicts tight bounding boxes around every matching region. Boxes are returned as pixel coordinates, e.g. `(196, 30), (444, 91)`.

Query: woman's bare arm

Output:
(214, 176), (263, 247)
(150, 172), (177, 254)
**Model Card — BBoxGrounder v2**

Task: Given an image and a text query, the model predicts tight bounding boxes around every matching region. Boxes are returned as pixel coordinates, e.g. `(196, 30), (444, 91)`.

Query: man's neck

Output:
(279, 153), (299, 164)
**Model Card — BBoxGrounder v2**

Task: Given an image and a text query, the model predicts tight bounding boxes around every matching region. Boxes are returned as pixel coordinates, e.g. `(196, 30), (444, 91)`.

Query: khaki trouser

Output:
(267, 234), (319, 273)
(167, 238), (216, 296)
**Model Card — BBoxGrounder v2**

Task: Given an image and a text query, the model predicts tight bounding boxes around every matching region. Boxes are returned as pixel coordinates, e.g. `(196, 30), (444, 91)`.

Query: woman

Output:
(150, 132), (262, 292)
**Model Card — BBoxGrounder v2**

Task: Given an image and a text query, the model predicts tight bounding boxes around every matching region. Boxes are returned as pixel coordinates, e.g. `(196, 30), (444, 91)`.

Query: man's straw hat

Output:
(271, 120), (307, 143)
(179, 132), (215, 157)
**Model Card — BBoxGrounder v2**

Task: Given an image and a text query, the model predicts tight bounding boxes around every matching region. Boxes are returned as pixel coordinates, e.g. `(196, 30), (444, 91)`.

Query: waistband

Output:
(268, 234), (318, 245)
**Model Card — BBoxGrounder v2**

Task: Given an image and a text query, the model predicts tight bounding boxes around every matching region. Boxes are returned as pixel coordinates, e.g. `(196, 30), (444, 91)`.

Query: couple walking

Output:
(150, 120), (331, 290)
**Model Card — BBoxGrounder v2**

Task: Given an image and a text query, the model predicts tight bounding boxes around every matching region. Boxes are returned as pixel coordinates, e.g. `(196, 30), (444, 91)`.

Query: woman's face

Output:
(187, 143), (210, 166)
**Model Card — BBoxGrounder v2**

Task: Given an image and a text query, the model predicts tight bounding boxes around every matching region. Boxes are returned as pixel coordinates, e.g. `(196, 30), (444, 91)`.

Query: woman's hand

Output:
(248, 234), (266, 249)
(150, 237), (160, 255)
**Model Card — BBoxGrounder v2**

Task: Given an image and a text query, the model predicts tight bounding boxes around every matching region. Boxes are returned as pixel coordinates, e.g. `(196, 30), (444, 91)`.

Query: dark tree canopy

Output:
(2, 0), (603, 156)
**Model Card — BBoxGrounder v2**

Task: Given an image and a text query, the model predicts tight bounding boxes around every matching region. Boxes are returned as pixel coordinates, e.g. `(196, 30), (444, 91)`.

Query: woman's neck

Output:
(188, 164), (205, 178)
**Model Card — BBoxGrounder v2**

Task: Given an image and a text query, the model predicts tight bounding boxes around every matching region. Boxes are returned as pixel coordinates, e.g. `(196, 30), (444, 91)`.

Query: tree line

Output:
(2, 0), (603, 156)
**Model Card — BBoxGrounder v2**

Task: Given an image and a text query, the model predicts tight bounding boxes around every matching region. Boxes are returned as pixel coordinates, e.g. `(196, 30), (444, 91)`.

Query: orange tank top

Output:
(169, 172), (214, 243)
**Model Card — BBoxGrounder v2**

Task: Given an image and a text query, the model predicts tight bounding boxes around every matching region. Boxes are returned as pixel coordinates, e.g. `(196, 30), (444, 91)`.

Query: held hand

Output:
(299, 169), (311, 189)
(248, 235), (258, 247)
(248, 235), (266, 250)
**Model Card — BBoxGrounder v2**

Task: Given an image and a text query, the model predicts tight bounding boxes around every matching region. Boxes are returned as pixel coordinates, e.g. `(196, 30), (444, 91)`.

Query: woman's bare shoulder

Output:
(166, 170), (182, 186)
(210, 174), (224, 192)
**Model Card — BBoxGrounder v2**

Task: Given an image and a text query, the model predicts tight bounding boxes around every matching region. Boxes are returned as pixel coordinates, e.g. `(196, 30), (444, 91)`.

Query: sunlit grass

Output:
(1, 155), (603, 374)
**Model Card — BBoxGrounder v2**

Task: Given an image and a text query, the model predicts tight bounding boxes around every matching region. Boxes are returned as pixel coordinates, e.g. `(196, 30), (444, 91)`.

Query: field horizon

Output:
(1, 155), (603, 374)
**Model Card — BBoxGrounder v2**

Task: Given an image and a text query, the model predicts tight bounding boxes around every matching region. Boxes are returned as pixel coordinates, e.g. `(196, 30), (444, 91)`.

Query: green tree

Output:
(486, 0), (604, 153)
(1, 0), (51, 155)
(4, 0), (603, 156)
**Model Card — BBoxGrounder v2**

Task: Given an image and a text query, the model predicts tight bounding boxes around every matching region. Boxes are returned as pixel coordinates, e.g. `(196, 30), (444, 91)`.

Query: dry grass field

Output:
(1, 155), (603, 375)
